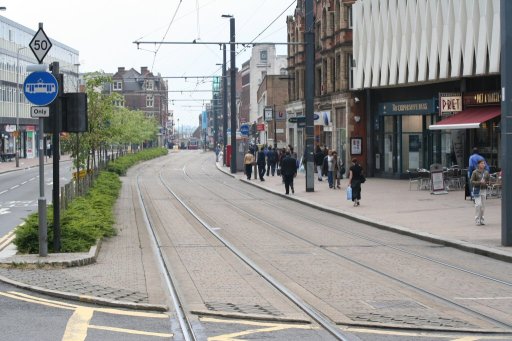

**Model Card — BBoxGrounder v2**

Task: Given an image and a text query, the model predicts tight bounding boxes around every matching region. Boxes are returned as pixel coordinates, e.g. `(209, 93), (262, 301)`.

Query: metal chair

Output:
(407, 169), (420, 190)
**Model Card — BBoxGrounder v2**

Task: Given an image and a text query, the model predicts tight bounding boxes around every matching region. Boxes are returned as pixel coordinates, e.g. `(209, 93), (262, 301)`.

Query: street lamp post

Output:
(222, 14), (236, 173)
(15, 46), (27, 168)
(177, 118), (180, 148)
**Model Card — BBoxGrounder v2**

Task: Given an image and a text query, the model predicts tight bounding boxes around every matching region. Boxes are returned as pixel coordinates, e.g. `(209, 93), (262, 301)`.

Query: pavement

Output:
(0, 153), (510, 312)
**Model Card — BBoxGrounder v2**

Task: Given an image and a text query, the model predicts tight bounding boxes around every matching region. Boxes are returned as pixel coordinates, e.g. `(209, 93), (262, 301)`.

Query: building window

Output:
(260, 50), (268, 62)
(347, 53), (354, 90)
(347, 5), (353, 29)
(113, 81), (122, 91)
(146, 95), (154, 107)
(144, 80), (154, 90)
(114, 99), (124, 107)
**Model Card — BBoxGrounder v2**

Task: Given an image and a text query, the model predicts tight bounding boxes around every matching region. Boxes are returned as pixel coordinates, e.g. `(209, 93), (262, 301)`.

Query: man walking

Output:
(281, 151), (298, 195)
(467, 147), (489, 198)
(257, 146), (266, 181)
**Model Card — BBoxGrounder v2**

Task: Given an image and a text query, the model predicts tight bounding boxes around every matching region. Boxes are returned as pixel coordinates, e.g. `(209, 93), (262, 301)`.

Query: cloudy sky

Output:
(4, 0), (296, 127)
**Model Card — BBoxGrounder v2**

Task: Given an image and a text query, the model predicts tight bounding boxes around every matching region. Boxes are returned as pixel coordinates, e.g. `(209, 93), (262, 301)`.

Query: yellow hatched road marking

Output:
(0, 228), (17, 250)
(89, 325), (172, 338)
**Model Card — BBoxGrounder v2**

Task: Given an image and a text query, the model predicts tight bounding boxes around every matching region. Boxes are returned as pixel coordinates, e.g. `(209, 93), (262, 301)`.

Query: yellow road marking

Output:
(0, 291), (170, 340)
(89, 325), (172, 338)
(201, 317), (316, 341)
(62, 306), (94, 341)
(0, 228), (16, 250)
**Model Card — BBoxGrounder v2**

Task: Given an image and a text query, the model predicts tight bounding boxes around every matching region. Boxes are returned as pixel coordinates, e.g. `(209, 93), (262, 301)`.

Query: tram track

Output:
(164, 156), (512, 332)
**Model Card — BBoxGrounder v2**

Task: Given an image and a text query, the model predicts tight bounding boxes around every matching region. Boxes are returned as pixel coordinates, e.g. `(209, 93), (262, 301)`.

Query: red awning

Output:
(429, 106), (501, 130)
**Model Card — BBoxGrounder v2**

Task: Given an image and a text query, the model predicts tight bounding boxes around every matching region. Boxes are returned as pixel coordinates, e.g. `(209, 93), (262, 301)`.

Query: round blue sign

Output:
(23, 71), (58, 106)
(240, 124), (250, 136)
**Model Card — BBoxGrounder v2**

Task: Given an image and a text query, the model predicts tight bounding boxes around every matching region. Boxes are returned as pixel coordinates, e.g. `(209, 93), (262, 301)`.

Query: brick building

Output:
(286, 0), (363, 172)
(110, 66), (169, 146)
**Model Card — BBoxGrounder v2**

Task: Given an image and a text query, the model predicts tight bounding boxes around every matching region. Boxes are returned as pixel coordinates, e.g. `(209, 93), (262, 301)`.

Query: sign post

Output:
(25, 23), (53, 257)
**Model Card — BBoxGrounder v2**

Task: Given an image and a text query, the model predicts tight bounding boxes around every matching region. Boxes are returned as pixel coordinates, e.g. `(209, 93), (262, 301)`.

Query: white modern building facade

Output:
(352, 0), (502, 177)
(0, 15), (79, 159)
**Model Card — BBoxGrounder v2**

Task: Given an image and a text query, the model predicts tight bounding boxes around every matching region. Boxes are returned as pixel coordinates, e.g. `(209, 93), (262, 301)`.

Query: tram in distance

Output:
(187, 138), (199, 150)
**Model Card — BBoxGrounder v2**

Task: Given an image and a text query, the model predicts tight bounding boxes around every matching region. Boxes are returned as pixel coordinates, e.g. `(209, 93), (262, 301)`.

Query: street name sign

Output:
(23, 71), (59, 106)
(30, 106), (50, 118)
(29, 27), (53, 64)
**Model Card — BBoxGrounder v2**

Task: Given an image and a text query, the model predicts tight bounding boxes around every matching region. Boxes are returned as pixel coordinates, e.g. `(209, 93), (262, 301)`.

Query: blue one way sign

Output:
(23, 71), (58, 106)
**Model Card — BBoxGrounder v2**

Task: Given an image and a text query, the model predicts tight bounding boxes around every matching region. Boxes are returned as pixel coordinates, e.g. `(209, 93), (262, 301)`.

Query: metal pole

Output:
(229, 17), (237, 173)
(50, 62), (62, 252)
(222, 44), (228, 166)
(501, 0), (512, 246)
(273, 104), (277, 149)
(36, 23), (47, 256)
(15, 47), (25, 168)
(304, 0), (315, 192)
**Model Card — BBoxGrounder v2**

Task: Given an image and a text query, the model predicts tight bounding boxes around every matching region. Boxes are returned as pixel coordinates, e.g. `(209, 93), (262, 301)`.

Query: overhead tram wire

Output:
(151, 0), (183, 71)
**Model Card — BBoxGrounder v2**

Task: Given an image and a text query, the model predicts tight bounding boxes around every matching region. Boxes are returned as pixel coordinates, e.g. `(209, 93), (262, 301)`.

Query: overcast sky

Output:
(4, 0), (296, 127)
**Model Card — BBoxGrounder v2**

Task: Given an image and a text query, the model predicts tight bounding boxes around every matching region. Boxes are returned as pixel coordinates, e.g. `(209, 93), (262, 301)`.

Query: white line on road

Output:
(21, 181), (28, 185)
(454, 297), (512, 300)
(0, 190), (7, 195)
(10, 185), (19, 190)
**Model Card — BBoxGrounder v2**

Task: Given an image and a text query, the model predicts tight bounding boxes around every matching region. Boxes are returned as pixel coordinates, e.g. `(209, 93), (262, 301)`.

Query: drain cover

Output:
(348, 312), (477, 329)
(205, 302), (282, 317)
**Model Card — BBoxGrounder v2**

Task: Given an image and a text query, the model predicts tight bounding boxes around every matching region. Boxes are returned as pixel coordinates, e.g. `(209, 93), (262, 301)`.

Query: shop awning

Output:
(428, 106), (501, 130)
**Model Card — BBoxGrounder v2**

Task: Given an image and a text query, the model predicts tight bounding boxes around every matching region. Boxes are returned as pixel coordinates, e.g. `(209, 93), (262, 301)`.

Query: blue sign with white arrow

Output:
(23, 71), (58, 106)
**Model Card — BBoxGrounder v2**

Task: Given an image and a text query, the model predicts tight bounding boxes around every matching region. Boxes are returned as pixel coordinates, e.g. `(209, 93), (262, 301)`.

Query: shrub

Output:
(14, 148), (166, 254)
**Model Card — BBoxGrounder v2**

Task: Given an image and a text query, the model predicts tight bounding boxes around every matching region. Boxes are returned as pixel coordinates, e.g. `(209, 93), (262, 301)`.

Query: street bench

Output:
(0, 153), (16, 162)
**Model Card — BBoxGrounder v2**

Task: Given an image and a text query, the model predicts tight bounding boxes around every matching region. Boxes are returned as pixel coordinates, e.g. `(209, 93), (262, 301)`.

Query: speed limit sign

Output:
(29, 26), (53, 64)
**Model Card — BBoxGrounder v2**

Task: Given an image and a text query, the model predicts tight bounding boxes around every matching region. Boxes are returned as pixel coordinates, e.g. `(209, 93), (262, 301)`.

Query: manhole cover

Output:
(347, 312), (477, 329)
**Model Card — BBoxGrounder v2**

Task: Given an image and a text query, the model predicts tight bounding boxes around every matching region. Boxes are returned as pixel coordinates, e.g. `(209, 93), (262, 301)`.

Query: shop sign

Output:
(463, 91), (501, 106)
(5, 125), (16, 132)
(378, 99), (435, 116)
(256, 123), (265, 131)
(439, 93), (462, 116)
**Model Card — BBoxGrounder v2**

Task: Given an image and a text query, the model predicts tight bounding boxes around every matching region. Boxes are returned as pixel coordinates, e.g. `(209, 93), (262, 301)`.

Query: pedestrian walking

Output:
(281, 151), (297, 195)
(467, 147), (489, 198)
(314, 145), (324, 181)
(267, 147), (277, 176)
(332, 151), (344, 189)
(326, 150), (334, 188)
(244, 149), (255, 180)
(348, 158), (364, 206)
(257, 146), (266, 181)
(471, 159), (490, 225)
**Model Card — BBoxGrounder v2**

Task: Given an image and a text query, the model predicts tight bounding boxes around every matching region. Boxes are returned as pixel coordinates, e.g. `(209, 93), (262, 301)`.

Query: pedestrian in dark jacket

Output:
(266, 147), (277, 176)
(257, 146), (266, 181)
(281, 151), (297, 194)
(348, 157), (364, 206)
(314, 145), (324, 181)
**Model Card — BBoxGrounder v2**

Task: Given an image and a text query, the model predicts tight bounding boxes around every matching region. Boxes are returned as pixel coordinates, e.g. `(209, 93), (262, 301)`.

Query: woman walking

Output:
(348, 158), (364, 206)
(471, 159), (490, 225)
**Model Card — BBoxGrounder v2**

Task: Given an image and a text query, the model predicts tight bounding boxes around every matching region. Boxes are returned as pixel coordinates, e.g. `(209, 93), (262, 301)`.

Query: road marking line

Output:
(62, 306), (94, 341)
(21, 181), (28, 185)
(8, 291), (78, 308)
(10, 185), (19, 190)
(0, 230), (16, 250)
(0, 292), (75, 310)
(454, 297), (512, 300)
(89, 325), (172, 338)
(0, 190), (7, 195)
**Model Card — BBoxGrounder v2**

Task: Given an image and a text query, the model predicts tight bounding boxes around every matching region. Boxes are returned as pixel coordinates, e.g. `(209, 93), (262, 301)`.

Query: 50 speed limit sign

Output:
(29, 26), (53, 64)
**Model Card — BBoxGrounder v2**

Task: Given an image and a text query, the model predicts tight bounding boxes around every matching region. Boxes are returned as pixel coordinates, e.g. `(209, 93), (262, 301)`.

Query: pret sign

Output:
(29, 27), (53, 64)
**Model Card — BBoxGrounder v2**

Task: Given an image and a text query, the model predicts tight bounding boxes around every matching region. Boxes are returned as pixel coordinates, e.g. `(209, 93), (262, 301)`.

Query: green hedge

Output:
(107, 147), (168, 175)
(14, 148), (167, 254)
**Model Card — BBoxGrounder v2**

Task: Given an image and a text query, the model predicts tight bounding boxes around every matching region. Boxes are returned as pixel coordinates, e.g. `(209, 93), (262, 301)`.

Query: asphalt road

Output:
(0, 161), (73, 237)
